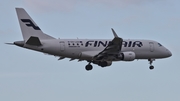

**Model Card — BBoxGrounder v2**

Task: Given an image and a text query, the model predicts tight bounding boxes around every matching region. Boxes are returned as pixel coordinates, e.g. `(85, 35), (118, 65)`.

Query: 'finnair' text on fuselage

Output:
(83, 41), (143, 47)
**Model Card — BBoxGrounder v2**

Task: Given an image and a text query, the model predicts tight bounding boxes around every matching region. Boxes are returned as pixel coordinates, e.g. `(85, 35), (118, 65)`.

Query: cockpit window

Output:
(158, 43), (162, 47)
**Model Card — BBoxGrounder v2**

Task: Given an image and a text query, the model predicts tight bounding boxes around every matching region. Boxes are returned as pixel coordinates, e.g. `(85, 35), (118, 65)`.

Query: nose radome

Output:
(167, 49), (172, 57)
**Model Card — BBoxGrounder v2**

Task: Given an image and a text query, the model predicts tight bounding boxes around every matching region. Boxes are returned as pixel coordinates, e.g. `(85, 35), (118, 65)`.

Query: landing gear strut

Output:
(85, 63), (93, 71)
(148, 59), (155, 70)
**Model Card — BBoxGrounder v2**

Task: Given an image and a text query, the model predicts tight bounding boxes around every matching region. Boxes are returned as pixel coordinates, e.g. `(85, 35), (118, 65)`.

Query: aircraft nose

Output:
(166, 49), (172, 57)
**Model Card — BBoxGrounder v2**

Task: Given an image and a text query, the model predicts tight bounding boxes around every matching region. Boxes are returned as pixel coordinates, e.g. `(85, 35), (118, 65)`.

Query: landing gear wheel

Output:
(85, 64), (93, 71)
(148, 59), (155, 70)
(149, 65), (154, 70)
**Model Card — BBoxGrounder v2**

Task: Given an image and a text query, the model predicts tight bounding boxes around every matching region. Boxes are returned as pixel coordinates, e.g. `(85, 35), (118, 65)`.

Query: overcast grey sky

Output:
(0, 0), (179, 101)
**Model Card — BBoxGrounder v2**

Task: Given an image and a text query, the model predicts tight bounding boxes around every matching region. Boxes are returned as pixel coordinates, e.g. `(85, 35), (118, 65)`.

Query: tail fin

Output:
(16, 8), (55, 42)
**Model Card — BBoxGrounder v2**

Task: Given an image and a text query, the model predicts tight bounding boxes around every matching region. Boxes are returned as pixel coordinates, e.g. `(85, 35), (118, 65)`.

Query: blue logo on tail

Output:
(21, 19), (41, 30)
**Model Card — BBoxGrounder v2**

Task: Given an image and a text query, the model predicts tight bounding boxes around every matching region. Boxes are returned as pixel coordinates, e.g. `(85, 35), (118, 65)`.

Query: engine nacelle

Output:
(118, 51), (136, 61)
(93, 61), (112, 67)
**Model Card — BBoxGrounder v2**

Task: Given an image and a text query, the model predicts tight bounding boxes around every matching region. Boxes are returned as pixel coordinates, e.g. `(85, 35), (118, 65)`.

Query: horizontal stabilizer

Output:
(26, 36), (42, 46)
(5, 43), (14, 45)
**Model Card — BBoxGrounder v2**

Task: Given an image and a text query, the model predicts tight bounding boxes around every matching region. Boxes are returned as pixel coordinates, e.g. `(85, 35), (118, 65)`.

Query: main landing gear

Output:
(85, 59), (156, 71)
(148, 59), (155, 70)
(85, 63), (93, 71)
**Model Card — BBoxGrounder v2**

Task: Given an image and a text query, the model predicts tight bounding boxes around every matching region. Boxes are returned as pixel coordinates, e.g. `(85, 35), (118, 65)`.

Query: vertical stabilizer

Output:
(16, 8), (55, 42)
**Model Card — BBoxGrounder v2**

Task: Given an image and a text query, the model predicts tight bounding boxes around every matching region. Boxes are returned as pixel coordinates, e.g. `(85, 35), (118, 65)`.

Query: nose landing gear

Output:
(149, 65), (154, 70)
(148, 59), (155, 70)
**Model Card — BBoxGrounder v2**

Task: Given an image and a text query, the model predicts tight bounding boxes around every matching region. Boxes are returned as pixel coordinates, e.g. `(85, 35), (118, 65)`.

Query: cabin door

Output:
(149, 42), (154, 52)
(60, 41), (65, 51)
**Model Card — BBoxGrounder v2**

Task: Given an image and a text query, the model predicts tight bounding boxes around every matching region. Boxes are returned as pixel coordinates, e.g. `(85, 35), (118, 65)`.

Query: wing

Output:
(93, 28), (123, 61)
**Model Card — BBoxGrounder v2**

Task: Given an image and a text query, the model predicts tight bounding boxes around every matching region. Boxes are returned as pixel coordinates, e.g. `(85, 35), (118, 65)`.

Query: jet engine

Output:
(117, 51), (136, 61)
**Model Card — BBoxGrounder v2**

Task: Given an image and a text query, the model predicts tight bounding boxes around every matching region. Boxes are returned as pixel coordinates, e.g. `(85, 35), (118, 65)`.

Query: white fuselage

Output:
(21, 39), (172, 61)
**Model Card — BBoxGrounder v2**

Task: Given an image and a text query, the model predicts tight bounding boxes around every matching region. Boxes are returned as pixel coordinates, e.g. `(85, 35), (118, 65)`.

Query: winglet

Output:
(111, 28), (123, 46)
(111, 28), (118, 38)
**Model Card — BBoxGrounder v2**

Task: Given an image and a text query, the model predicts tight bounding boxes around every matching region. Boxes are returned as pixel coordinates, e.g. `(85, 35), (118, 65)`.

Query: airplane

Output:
(6, 8), (172, 71)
